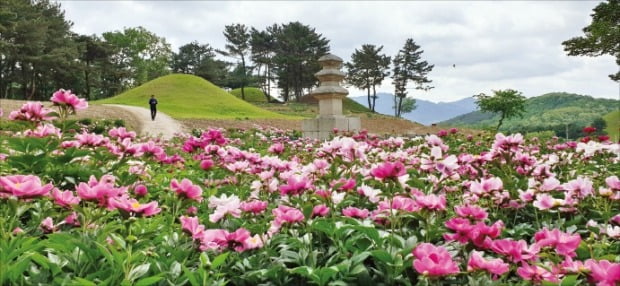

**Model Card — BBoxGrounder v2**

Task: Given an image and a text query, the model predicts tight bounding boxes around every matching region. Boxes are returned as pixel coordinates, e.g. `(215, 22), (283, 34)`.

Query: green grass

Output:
(230, 87), (279, 103)
(97, 74), (295, 119)
(343, 98), (371, 113)
(603, 110), (619, 141)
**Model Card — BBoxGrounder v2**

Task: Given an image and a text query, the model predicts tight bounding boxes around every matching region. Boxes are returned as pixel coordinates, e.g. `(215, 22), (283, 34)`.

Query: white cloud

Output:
(58, 0), (619, 103)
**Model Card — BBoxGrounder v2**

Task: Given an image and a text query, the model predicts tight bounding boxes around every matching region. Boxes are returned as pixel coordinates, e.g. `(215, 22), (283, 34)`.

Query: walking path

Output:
(104, 104), (185, 140)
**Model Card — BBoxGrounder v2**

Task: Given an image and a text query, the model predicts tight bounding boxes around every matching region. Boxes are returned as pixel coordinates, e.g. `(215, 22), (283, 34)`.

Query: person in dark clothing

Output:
(149, 95), (158, 120)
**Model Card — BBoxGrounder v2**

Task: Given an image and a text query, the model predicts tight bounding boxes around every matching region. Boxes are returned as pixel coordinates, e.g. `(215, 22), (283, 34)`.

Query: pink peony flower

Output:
(134, 184), (148, 197)
(200, 159), (214, 170)
(240, 200), (268, 214)
(490, 239), (537, 263)
(108, 127), (136, 140)
(279, 174), (312, 196)
(13, 227), (24, 235)
(268, 142), (285, 154)
(584, 259), (620, 286)
(342, 207), (369, 219)
(40, 217), (55, 233)
(605, 176), (620, 190)
(563, 177), (594, 198)
(370, 161), (406, 180)
(534, 228), (581, 257)
(170, 179), (203, 202)
(179, 216), (205, 239)
(516, 262), (560, 283)
(226, 228), (251, 252)
(273, 205), (304, 224)
(412, 243), (460, 277)
(414, 193), (447, 211)
(312, 204), (330, 217)
(51, 89), (88, 112)
(64, 212), (80, 226)
(186, 206), (198, 215)
(454, 204), (488, 221)
(467, 250), (510, 276)
(24, 123), (62, 138)
(8, 102), (56, 122)
(51, 189), (80, 208)
(0, 175), (54, 198)
(108, 197), (161, 217)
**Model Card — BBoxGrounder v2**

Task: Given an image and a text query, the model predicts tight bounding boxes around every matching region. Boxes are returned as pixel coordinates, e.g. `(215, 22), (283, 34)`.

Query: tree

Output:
(562, 0), (620, 81)
(474, 89), (526, 132)
(269, 22), (330, 102)
(345, 44), (390, 112)
(250, 27), (276, 102)
(102, 26), (172, 88)
(221, 23), (250, 100)
(171, 41), (230, 86)
(391, 38), (433, 118)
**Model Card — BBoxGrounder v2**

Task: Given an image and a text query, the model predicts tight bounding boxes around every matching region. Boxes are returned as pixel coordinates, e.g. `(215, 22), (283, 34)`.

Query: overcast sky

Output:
(58, 1), (619, 103)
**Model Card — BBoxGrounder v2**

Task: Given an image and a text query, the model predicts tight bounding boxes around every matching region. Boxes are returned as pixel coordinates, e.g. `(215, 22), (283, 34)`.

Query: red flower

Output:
(582, 126), (596, 134)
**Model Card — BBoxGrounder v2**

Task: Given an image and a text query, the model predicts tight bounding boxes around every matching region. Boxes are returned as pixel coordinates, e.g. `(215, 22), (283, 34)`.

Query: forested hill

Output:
(439, 92), (619, 137)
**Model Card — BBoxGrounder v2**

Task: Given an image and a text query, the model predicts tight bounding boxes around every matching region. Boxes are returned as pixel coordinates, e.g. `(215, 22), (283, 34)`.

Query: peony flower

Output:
(534, 228), (581, 257)
(454, 204), (488, 221)
(51, 189), (80, 208)
(108, 197), (161, 217)
(179, 216), (205, 239)
(585, 259), (620, 286)
(208, 194), (241, 223)
(370, 161), (406, 180)
(516, 262), (560, 283)
(8, 102), (56, 122)
(134, 184), (148, 197)
(240, 200), (268, 214)
(279, 174), (312, 196)
(414, 193), (447, 211)
(40, 217), (55, 233)
(273, 205), (304, 224)
(51, 89), (88, 112)
(170, 179), (203, 202)
(467, 250), (510, 276)
(312, 205), (330, 217)
(226, 228), (251, 252)
(342, 207), (369, 219)
(412, 243), (460, 277)
(0, 175), (54, 199)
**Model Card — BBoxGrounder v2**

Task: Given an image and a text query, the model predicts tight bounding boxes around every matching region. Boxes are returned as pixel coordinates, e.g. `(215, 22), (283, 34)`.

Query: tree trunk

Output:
(366, 85), (372, 111)
(371, 84), (377, 112)
(85, 59), (91, 99)
(240, 54), (246, 100)
(496, 113), (505, 133)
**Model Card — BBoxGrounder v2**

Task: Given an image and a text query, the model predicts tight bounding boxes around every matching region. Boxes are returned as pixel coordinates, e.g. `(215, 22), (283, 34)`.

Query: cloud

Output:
(57, 1), (618, 103)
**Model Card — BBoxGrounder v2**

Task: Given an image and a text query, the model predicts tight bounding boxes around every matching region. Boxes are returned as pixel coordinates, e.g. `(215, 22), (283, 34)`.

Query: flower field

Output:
(1, 93), (619, 285)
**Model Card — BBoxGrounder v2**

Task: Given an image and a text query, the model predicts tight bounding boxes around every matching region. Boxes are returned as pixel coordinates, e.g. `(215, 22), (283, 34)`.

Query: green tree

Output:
(474, 89), (526, 132)
(562, 0), (620, 81)
(102, 26), (172, 88)
(400, 97), (416, 115)
(0, 0), (78, 99)
(171, 41), (230, 86)
(270, 22), (330, 102)
(221, 23), (251, 100)
(345, 44), (391, 112)
(250, 27), (276, 102)
(391, 38), (433, 118)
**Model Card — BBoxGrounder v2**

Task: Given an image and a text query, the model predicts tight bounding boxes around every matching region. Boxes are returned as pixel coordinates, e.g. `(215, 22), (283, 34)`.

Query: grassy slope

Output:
(97, 74), (294, 119)
(603, 110), (619, 141)
(440, 92), (619, 132)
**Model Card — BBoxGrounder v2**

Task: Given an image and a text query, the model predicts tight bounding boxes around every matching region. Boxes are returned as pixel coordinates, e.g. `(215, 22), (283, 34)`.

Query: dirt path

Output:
(104, 104), (185, 140)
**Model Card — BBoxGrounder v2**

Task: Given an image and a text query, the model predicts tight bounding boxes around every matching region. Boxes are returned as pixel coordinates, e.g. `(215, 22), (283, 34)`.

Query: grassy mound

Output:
(97, 74), (294, 119)
(603, 110), (619, 141)
(230, 87), (279, 103)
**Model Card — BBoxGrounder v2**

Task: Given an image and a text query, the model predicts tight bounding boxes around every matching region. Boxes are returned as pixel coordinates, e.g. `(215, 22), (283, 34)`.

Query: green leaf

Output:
(134, 276), (163, 286)
(211, 252), (229, 269)
(312, 219), (335, 236)
(315, 267), (338, 285)
(370, 250), (393, 264)
(72, 277), (97, 286)
(128, 263), (150, 281)
(182, 265), (199, 286)
(559, 274), (578, 286)
(291, 266), (313, 277)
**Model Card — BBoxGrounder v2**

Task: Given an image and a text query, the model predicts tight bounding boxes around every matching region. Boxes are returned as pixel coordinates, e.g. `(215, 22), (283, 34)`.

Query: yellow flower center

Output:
(131, 202), (141, 209)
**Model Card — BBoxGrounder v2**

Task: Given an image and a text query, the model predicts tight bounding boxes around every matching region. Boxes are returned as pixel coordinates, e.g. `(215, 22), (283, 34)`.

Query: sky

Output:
(57, 1), (619, 103)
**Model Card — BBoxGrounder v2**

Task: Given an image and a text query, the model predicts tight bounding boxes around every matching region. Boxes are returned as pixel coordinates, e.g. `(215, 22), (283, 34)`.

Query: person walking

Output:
(149, 95), (158, 121)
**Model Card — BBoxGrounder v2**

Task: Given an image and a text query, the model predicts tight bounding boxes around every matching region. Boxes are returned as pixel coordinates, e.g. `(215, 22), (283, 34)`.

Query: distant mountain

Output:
(349, 93), (477, 125)
(439, 92), (619, 136)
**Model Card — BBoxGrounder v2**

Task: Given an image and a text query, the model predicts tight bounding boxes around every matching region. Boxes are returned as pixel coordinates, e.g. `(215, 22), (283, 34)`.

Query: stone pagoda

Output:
(302, 54), (361, 140)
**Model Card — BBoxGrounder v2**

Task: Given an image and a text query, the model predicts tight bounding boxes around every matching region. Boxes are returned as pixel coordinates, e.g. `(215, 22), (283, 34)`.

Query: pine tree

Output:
(345, 44), (390, 112)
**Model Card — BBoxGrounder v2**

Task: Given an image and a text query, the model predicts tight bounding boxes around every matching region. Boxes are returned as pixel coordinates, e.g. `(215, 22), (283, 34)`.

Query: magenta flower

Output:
(605, 176), (620, 190)
(170, 179), (203, 202)
(51, 89), (88, 112)
(200, 159), (214, 170)
(273, 205), (304, 224)
(0, 175), (53, 199)
(370, 161), (406, 180)
(268, 142), (285, 154)
(8, 102), (56, 122)
(312, 204), (330, 217)
(197, 229), (228, 251)
(469, 177), (503, 195)
(51, 189), (81, 208)
(75, 132), (108, 147)
(64, 212), (80, 227)
(226, 228), (251, 252)
(534, 228), (581, 257)
(585, 259), (620, 286)
(108, 127), (136, 140)
(108, 196), (161, 217)
(490, 239), (537, 263)
(454, 204), (488, 221)
(180, 216), (205, 239)
(134, 184), (148, 197)
(342, 207), (369, 219)
(533, 193), (563, 210)
(279, 174), (312, 196)
(414, 193), (447, 211)
(516, 262), (560, 283)
(24, 123), (62, 138)
(467, 251), (509, 276)
(412, 243), (460, 277)
(40, 217), (55, 233)
(562, 177), (594, 198)
(240, 200), (268, 214)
